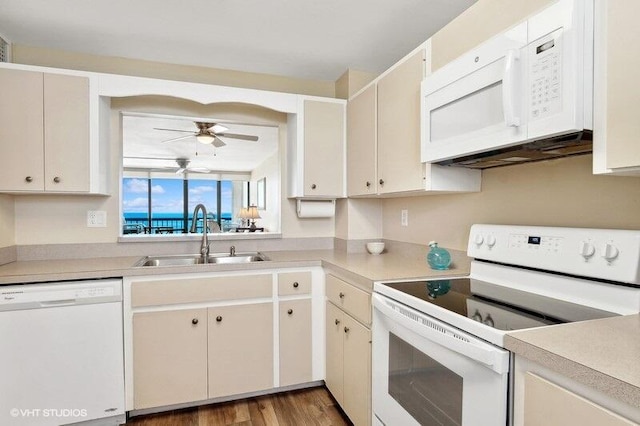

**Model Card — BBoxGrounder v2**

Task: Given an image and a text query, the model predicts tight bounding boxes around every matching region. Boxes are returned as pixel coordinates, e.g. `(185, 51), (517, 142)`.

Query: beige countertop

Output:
(0, 247), (470, 286)
(505, 314), (640, 408)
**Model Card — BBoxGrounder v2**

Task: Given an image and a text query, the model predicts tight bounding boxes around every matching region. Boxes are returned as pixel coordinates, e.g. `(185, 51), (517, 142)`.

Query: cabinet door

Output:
(133, 309), (208, 409)
(325, 301), (344, 405)
(342, 313), (372, 426)
(279, 299), (312, 386)
(523, 372), (636, 426)
(377, 49), (425, 194)
(347, 85), (377, 196)
(0, 68), (44, 191)
(44, 73), (90, 192)
(303, 100), (345, 197)
(208, 303), (273, 398)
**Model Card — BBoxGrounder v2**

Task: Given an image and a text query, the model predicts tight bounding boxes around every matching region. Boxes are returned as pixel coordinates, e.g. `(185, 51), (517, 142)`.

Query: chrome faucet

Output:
(190, 204), (210, 262)
(230, 245), (236, 257)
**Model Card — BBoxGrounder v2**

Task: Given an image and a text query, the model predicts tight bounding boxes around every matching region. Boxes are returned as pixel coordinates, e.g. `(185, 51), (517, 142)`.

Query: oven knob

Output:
(474, 234), (484, 246)
(472, 311), (483, 322)
(486, 235), (497, 248)
(601, 243), (619, 262)
(483, 314), (495, 328)
(579, 241), (596, 260)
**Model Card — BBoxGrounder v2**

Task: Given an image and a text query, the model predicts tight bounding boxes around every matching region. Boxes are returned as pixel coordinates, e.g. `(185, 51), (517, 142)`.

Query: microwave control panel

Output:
(528, 29), (563, 121)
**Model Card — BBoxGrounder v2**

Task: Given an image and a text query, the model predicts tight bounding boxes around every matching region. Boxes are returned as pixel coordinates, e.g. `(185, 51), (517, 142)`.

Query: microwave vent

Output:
(436, 131), (593, 170)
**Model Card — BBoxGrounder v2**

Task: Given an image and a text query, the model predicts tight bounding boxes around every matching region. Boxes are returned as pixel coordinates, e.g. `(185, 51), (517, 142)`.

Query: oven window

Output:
(389, 333), (463, 426)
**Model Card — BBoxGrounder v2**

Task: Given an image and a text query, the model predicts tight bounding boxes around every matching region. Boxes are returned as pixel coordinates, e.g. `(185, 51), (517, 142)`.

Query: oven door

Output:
(372, 293), (510, 426)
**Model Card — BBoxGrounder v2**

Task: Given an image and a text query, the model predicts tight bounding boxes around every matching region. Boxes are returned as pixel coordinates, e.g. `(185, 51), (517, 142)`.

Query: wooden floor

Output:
(126, 387), (352, 426)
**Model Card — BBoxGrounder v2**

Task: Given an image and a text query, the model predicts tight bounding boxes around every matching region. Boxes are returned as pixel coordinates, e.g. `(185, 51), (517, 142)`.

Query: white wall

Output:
(0, 195), (15, 248)
(250, 152), (280, 232)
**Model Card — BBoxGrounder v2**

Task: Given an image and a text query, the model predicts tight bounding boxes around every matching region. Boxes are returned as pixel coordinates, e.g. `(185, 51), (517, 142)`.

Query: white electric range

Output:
(372, 224), (640, 426)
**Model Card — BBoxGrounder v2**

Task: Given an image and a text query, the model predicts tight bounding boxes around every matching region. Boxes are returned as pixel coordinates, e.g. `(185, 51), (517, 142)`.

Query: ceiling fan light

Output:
(196, 134), (214, 144)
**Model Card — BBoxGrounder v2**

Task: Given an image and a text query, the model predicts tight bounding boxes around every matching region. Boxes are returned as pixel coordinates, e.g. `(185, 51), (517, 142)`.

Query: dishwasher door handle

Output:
(40, 299), (78, 307)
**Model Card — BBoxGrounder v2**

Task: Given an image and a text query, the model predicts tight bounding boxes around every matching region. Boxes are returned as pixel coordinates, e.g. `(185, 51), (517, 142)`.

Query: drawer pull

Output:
(344, 326), (350, 333)
(287, 309), (293, 315)
(335, 319), (341, 325)
(216, 316), (223, 322)
(25, 176), (33, 183)
(293, 281), (299, 288)
(191, 318), (199, 325)
(339, 292), (345, 299)
(53, 176), (61, 183)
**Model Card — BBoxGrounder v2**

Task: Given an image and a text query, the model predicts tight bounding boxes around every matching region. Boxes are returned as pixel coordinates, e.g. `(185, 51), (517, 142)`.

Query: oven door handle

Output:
(373, 294), (509, 374)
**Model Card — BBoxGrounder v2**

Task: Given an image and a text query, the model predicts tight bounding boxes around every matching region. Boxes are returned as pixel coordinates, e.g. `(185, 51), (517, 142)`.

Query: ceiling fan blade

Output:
(213, 137), (227, 148)
(217, 133), (259, 142)
(189, 167), (211, 173)
(154, 127), (194, 133)
(161, 134), (194, 143)
(211, 124), (229, 133)
(175, 167), (186, 174)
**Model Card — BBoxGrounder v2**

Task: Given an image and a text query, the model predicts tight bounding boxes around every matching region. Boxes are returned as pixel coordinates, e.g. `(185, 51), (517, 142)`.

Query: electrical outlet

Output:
(401, 209), (408, 227)
(87, 210), (107, 227)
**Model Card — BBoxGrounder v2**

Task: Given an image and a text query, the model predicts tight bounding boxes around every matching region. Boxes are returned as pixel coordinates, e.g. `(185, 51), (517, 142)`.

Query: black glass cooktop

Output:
(383, 278), (618, 331)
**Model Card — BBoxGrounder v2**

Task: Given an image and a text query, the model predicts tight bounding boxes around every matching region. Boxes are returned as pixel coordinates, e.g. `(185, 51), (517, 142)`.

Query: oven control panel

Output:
(468, 224), (640, 284)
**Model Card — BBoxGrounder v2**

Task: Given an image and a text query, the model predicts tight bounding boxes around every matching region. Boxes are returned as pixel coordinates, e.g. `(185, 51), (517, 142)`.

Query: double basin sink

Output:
(134, 252), (269, 267)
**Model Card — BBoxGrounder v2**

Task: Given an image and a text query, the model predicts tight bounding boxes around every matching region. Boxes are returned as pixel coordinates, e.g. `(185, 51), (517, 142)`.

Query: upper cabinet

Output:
(0, 66), (109, 194)
(593, 0), (640, 175)
(288, 97), (346, 199)
(346, 44), (481, 197)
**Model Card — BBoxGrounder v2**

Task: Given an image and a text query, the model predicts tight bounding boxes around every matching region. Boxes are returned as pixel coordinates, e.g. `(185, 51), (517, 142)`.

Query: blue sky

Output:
(123, 178), (234, 215)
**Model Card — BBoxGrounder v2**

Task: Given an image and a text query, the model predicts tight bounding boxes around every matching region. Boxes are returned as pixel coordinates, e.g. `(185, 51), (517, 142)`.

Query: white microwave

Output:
(421, 0), (593, 168)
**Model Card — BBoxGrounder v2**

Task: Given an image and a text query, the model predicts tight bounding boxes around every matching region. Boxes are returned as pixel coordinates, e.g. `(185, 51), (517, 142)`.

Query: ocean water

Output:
(124, 212), (233, 220)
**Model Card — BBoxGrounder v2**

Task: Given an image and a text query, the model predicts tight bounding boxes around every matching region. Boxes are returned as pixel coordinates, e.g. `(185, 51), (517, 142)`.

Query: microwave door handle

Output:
(503, 49), (521, 127)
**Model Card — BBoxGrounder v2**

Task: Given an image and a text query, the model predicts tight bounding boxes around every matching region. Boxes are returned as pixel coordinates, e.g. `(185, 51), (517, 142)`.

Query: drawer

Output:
(278, 271), (312, 296)
(131, 274), (272, 307)
(326, 274), (371, 325)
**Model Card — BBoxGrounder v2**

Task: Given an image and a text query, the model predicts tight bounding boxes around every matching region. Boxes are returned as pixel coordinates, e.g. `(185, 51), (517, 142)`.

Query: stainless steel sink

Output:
(134, 252), (269, 267)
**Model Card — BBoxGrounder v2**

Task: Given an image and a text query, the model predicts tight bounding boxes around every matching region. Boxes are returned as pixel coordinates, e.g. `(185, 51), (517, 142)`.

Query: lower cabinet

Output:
(133, 308), (208, 409)
(208, 303), (273, 398)
(325, 273), (372, 426)
(279, 299), (312, 386)
(127, 270), (317, 412)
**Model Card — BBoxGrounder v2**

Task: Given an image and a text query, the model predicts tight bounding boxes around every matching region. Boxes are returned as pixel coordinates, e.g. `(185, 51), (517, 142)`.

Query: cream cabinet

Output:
(132, 308), (208, 409)
(514, 357), (640, 426)
(593, 0), (640, 175)
(325, 274), (371, 426)
(0, 67), (106, 193)
(346, 46), (480, 197)
(287, 97), (346, 199)
(208, 303), (273, 398)
(279, 299), (312, 386)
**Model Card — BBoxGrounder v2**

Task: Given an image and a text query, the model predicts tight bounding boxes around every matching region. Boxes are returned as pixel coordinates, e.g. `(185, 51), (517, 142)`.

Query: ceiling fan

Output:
(174, 158), (210, 174)
(155, 121), (259, 147)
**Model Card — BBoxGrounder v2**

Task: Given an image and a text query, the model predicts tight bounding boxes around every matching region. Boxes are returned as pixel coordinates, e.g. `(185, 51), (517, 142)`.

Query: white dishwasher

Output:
(0, 279), (125, 426)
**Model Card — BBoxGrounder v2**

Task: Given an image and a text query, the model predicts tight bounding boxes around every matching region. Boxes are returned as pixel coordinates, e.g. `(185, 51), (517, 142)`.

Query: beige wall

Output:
(335, 69), (377, 99)
(250, 152), (280, 232)
(13, 96), (336, 245)
(382, 155), (640, 251)
(0, 195), (15, 248)
(12, 44), (336, 97)
(335, 199), (383, 240)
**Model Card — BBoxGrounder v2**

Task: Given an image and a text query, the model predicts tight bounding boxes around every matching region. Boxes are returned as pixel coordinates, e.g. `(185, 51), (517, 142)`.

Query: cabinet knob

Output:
(366, 181), (371, 188)
(192, 318), (199, 325)
(53, 176), (61, 183)
(344, 326), (350, 333)
(293, 281), (299, 288)
(339, 292), (345, 299)
(379, 179), (384, 186)
(287, 309), (293, 315)
(335, 319), (341, 325)
(25, 176), (33, 183)
(216, 316), (223, 322)
(311, 184), (317, 190)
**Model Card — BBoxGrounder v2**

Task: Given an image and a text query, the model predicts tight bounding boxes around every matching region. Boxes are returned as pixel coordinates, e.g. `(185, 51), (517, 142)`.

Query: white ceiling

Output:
(122, 114), (279, 173)
(0, 0), (475, 80)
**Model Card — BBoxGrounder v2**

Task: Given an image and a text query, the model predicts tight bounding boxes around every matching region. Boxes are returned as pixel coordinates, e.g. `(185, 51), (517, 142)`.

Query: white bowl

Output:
(366, 242), (385, 255)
